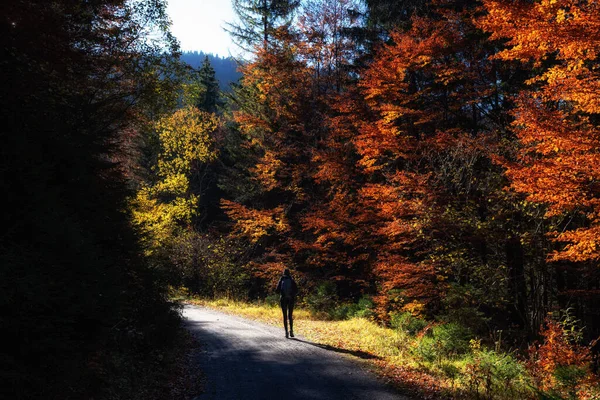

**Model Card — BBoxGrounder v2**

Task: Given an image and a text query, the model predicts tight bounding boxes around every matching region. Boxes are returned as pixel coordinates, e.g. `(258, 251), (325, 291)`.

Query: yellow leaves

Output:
(130, 106), (220, 254)
(181, 81), (206, 108)
(402, 300), (426, 316)
(542, 65), (568, 85)
(154, 173), (188, 195)
(156, 105), (218, 177)
(416, 54), (432, 66)
(131, 184), (198, 253)
(556, 8), (567, 23)
(251, 150), (283, 191)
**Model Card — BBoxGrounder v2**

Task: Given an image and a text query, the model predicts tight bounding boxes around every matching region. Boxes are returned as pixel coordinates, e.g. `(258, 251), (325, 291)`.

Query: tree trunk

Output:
(506, 236), (528, 333)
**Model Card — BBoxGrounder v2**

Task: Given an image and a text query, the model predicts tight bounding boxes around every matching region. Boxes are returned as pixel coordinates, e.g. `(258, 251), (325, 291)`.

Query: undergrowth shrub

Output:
(463, 342), (531, 399)
(170, 233), (248, 299)
(355, 296), (375, 319)
(439, 362), (460, 380)
(390, 312), (427, 335)
(442, 283), (490, 334)
(305, 281), (338, 315)
(527, 316), (600, 400)
(330, 303), (360, 320)
(414, 322), (473, 362)
(304, 283), (376, 320)
(330, 296), (375, 320)
(415, 336), (444, 363)
(264, 294), (280, 307)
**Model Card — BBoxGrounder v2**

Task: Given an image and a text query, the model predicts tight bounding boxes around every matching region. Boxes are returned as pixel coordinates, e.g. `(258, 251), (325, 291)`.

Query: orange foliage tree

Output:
(479, 0), (600, 340)
(222, 0), (368, 295)
(303, 1), (523, 319)
(221, 27), (317, 285)
(351, 7), (473, 317)
(480, 0), (600, 263)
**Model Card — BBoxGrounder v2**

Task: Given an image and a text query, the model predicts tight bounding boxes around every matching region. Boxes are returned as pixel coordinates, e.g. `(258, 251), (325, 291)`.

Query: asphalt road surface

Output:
(184, 305), (408, 400)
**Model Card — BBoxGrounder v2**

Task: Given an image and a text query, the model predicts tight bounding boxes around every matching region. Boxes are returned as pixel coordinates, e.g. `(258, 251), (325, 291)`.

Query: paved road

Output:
(183, 305), (407, 400)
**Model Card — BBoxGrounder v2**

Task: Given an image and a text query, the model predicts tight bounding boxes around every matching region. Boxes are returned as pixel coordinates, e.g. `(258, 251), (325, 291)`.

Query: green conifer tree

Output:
(226, 0), (301, 51)
(197, 56), (221, 113)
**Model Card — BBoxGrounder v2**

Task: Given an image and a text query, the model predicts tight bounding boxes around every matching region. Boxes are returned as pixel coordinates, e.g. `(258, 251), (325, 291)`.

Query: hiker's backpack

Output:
(281, 277), (294, 299)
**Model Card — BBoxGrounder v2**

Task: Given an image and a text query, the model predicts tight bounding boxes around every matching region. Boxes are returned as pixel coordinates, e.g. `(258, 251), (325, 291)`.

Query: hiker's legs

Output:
(288, 299), (295, 336)
(280, 299), (289, 337)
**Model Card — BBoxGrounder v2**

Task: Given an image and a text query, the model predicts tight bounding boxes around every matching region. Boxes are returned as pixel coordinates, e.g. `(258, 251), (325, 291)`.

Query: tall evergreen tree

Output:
(226, 0), (301, 51)
(197, 56), (221, 113)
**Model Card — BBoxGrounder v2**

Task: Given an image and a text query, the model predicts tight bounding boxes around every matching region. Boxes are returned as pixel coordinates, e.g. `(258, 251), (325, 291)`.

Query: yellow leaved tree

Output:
(132, 106), (219, 254)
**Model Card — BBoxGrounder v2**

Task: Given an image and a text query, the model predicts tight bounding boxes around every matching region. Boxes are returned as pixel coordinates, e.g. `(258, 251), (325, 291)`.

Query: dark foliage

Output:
(0, 1), (180, 398)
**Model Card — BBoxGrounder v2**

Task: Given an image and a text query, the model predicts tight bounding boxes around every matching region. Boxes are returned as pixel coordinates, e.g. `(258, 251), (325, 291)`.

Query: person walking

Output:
(275, 268), (298, 338)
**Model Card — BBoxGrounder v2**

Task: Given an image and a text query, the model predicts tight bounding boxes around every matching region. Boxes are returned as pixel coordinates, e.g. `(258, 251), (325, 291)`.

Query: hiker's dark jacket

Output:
(275, 275), (298, 300)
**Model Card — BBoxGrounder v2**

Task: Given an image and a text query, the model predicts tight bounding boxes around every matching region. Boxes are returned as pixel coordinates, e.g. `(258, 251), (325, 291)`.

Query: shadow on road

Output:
(183, 306), (404, 400)
(289, 338), (381, 360)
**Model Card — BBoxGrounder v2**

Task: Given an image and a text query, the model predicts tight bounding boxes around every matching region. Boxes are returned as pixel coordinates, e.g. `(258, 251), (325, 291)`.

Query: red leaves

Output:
(527, 318), (599, 398)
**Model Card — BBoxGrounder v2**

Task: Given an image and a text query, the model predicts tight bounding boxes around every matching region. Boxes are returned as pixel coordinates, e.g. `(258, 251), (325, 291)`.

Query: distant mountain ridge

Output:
(181, 51), (241, 91)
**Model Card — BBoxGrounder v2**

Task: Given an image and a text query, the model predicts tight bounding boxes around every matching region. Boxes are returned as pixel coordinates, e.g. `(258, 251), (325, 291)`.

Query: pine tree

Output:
(226, 0), (301, 51)
(197, 56), (221, 113)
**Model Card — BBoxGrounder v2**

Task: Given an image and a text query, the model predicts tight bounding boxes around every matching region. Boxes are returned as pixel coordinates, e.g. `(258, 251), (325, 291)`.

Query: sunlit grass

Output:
(189, 297), (312, 325)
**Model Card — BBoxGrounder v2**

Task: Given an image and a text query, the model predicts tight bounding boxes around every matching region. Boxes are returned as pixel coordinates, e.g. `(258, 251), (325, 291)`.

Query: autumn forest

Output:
(2, 0), (599, 399)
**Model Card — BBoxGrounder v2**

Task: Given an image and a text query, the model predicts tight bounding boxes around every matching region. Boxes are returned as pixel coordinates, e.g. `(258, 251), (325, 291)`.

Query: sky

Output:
(166, 0), (239, 57)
